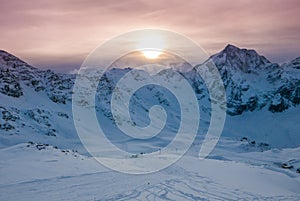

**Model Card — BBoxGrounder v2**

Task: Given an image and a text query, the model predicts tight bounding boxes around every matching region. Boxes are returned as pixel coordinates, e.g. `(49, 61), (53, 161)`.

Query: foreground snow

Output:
(1, 142), (299, 201)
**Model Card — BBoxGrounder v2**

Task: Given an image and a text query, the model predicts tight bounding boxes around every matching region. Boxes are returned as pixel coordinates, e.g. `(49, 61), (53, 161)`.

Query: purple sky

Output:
(1, 0), (300, 72)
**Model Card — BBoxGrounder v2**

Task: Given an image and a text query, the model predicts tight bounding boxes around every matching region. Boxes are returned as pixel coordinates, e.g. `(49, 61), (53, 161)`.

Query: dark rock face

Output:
(268, 94), (289, 113)
(0, 107), (19, 132)
(0, 69), (23, 97)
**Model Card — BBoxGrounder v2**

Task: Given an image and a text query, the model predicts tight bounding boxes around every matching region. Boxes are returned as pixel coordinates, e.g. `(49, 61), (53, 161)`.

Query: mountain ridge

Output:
(0, 45), (299, 114)
(0, 45), (299, 149)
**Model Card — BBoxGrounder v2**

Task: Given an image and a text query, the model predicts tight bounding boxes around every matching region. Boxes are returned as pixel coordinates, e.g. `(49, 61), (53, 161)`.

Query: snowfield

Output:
(0, 142), (299, 200)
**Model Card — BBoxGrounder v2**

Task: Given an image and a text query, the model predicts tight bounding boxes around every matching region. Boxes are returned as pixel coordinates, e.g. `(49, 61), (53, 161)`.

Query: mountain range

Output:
(0, 45), (299, 150)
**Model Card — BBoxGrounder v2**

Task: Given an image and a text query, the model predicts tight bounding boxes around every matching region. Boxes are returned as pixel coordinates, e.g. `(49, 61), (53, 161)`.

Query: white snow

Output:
(0, 142), (299, 200)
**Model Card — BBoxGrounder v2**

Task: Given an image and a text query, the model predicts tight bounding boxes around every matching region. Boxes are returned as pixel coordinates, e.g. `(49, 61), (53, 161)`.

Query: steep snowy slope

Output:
(0, 50), (82, 151)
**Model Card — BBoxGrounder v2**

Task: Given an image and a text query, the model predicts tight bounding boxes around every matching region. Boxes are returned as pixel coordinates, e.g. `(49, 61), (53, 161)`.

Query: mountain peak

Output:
(211, 44), (271, 72)
(0, 49), (10, 54)
(0, 49), (19, 58)
(0, 49), (37, 71)
(0, 50), (16, 61)
(222, 44), (258, 55)
(223, 44), (241, 52)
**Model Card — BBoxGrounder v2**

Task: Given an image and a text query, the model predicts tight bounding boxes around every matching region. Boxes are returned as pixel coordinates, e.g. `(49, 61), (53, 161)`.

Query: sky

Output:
(1, 0), (300, 73)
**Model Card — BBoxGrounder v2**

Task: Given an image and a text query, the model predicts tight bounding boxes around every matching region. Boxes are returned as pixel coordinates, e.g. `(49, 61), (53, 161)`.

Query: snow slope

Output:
(0, 143), (299, 200)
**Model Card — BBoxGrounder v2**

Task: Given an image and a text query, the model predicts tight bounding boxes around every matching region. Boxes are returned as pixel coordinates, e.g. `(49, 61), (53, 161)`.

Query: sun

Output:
(136, 31), (165, 59)
(142, 50), (163, 59)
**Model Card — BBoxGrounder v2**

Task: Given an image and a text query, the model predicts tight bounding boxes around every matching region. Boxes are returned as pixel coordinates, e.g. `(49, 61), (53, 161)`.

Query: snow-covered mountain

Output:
(1, 46), (300, 201)
(0, 50), (74, 103)
(0, 50), (78, 149)
(200, 44), (300, 115)
(0, 45), (300, 149)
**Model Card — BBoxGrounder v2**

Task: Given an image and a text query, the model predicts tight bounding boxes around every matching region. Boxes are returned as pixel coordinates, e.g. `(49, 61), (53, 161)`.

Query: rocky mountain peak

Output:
(211, 44), (271, 73)
(0, 50), (74, 103)
(0, 50), (37, 72)
(223, 44), (241, 52)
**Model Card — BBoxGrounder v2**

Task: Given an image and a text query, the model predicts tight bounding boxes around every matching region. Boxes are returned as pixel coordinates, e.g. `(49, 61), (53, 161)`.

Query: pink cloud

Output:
(1, 0), (300, 72)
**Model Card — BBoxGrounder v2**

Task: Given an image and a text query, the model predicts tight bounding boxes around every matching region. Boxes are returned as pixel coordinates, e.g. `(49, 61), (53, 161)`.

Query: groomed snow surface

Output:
(0, 140), (299, 201)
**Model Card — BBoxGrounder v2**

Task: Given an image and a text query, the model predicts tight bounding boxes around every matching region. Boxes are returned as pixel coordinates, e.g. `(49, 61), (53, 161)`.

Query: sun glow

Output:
(142, 50), (163, 59)
(136, 31), (165, 59)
